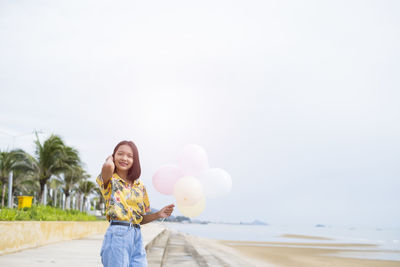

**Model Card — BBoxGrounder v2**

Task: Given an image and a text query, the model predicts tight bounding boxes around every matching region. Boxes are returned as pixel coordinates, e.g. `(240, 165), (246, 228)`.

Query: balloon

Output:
(173, 176), (204, 206)
(178, 144), (209, 177)
(177, 197), (206, 218)
(152, 165), (184, 195)
(198, 168), (232, 198)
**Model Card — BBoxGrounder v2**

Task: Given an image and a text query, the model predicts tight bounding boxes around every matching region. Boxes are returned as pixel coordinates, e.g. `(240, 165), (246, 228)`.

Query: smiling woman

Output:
(96, 140), (175, 267)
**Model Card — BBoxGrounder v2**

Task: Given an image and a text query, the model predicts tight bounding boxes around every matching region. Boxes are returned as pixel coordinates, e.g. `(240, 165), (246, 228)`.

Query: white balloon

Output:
(173, 176), (204, 205)
(198, 168), (232, 198)
(178, 144), (209, 177)
(177, 197), (206, 218)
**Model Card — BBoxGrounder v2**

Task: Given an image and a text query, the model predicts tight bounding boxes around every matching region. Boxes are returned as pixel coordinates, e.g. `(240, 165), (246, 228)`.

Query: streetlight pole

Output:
(0, 129), (43, 208)
(0, 130), (43, 148)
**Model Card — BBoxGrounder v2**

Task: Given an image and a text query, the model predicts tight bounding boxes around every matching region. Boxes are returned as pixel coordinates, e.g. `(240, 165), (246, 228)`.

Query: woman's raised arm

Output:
(101, 155), (115, 187)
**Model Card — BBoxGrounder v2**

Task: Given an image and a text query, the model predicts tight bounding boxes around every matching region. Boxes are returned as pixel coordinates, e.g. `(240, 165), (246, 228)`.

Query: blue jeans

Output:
(100, 221), (148, 267)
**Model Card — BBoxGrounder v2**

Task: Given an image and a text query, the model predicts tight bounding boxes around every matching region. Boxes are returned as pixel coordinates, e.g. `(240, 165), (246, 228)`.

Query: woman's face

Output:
(114, 144), (134, 172)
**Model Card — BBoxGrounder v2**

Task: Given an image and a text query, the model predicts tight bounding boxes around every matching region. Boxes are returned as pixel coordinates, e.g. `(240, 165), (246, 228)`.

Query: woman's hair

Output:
(112, 140), (141, 181)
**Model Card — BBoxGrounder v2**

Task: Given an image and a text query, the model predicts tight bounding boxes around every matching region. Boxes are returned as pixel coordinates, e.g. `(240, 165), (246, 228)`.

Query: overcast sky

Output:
(1, 0), (399, 228)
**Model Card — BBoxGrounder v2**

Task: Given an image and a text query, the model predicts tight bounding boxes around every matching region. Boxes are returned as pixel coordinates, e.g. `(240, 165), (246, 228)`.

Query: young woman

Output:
(97, 140), (174, 267)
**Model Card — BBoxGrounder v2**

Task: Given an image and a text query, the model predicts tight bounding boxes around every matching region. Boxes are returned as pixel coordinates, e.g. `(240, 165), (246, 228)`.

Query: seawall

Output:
(0, 221), (109, 255)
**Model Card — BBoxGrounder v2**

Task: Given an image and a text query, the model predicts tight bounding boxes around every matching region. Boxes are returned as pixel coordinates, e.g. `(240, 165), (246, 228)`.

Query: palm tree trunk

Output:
(53, 190), (57, 207)
(83, 196), (87, 212)
(72, 195), (75, 210)
(39, 179), (45, 204)
(65, 191), (70, 210)
(1, 183), (6, 207)
(77, 193), (81, 211)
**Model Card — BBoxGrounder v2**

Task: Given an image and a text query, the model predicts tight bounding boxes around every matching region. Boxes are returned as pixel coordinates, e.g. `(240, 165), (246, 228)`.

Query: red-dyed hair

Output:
(112, 140), (141, 182)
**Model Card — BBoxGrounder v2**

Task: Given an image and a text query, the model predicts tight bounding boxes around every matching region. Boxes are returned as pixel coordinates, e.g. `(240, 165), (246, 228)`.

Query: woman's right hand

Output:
(105, 155), (115, 168)
(101, 155), (115, 186)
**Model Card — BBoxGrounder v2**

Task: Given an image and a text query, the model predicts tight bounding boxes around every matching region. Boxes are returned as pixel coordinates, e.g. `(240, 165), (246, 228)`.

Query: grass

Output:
(0, 205), (101, 221)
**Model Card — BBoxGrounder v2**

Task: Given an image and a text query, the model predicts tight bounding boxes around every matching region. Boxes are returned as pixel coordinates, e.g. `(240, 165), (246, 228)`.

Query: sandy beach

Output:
(221, 234), (400, 267)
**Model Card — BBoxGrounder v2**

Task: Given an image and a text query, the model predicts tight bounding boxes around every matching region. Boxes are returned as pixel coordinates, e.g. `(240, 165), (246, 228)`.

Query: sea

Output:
(164, 222), (400, 262)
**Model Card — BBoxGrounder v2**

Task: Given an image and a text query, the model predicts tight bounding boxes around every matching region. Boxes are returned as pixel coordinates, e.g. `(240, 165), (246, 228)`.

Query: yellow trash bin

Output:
(17, 196), (33, 209)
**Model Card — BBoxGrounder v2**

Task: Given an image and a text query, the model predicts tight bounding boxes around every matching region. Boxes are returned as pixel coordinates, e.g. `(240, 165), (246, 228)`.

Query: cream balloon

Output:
(177, 197), (206, 218)
(198, 168), (232, 198)
(173, 176), (204, 206)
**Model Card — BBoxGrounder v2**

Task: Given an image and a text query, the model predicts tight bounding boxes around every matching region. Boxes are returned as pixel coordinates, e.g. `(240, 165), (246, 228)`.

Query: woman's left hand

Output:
(158, 204), (175, 218)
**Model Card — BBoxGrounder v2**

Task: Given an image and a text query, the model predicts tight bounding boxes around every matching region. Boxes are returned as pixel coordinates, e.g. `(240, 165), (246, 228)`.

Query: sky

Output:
(0, 0), (399, 228)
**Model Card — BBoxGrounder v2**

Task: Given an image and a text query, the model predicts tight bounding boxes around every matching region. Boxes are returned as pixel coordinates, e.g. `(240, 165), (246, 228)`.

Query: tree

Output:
(11, 151), (41, 200)
(62, 166), (88, 209)
(47, 176), (63, 208)
(77, 180), (96, 212)
(34, 134), (80, 204)
(0, 149), (29, 207)
(94, 187), (105, 214)
(12, 169), (39, 199)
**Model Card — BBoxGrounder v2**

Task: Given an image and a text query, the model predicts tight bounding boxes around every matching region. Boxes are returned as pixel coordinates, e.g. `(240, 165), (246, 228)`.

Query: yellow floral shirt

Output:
(96, 173), (150, 224)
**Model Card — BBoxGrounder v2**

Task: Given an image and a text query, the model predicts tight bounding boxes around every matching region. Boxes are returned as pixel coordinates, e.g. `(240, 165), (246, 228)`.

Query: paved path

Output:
(0, 234), (104, 267)
(0, 223), (165, 267)
(0, 225), (268, 267)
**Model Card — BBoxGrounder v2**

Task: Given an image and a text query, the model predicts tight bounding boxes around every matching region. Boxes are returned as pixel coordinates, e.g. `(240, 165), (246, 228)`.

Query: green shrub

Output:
(0, 205), (101, 221)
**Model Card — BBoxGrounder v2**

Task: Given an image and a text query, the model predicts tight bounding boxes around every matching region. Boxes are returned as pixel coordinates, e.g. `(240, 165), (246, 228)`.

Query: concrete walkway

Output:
(0, 223), (165, 267)
(0, 223), (267, 267)
(0, 234), (104, 267)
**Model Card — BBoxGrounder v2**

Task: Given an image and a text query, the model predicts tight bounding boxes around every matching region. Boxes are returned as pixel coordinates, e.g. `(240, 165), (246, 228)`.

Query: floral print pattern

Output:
(96, 173), (150, 224)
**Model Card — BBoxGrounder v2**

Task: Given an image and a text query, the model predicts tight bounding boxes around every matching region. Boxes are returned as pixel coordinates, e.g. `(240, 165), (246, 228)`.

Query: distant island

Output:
(239, 220), (268, 225)
(151, 208), (267, 225)
(151, 208), (199, 223)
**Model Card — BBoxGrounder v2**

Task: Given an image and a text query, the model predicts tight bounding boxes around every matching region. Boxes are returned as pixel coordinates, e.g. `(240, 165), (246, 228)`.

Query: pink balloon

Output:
(178, 144), (209, 177)
(152, 165), (184, 195)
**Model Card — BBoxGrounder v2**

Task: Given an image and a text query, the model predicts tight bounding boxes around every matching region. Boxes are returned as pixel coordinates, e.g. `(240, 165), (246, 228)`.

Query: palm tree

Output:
(10, 151), (41, 203)
(11, 169), (39, 200)
(48, 176), (64, 208)
(0, 149), (29, 207)
(34, 134), (80, 204)
(77, 180), (96, 212)
(62, 166), (88, 209)
(94, 187), (105, 214)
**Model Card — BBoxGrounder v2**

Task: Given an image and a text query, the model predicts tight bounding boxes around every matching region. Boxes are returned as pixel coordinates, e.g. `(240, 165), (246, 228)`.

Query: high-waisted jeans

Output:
(100, 221), (147, 267)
